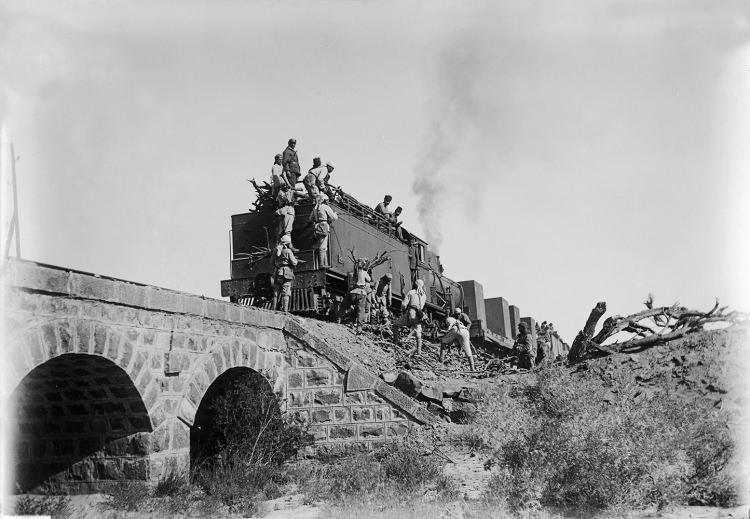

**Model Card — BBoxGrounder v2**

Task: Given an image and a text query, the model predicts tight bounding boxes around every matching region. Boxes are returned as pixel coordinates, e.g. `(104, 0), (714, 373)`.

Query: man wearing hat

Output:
(513, 322), (533, 370)
(282, 138), (300, 187)
(308, 193), (338, 268)
(273, 234), (298, 313)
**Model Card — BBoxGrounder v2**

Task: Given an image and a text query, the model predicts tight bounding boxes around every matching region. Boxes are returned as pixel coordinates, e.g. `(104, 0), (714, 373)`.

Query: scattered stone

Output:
(394, 371), (423, 397)
(456, 388), (480, 403)
(426, 402), (444, 416)
(441, 383), (464, 398)
(380, 370), (399, 385)
(419, 385), (443, 404)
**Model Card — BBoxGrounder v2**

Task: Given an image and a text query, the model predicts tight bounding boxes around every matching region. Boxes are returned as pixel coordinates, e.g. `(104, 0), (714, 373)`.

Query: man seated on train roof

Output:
(388, 206), (404, 239)
(374, 195), (393, 216)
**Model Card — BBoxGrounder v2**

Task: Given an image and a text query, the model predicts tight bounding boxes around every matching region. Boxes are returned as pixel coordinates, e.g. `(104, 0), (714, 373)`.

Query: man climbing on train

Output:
(273, 234), (298, 313)
(392, 278), (427, 356)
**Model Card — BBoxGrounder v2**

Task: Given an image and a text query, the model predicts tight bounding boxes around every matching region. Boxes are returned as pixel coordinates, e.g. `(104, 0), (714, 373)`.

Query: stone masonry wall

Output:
(1, 260), (435, 490)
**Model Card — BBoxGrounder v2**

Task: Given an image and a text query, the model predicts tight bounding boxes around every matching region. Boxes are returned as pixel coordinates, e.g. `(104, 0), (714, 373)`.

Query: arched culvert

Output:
(191, 367), (301, 472)
(10, 353), (152, 493)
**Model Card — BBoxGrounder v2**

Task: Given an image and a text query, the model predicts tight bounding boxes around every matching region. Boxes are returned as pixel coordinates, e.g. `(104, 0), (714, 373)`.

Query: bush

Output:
(101, 481), (149, 512)
(192, 373), (313, 514)
(152, 470), (187, 498)
(14, 494), (71, 519)
(295, 440), (446, 505)
(480, 364), (740, 512)
(377, 441), (442, 492)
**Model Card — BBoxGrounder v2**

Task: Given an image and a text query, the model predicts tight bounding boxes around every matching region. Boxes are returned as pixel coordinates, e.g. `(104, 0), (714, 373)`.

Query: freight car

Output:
(220, 187), (464, 328)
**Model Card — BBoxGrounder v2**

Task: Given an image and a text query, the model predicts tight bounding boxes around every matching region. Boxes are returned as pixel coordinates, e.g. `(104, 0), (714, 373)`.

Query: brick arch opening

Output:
(10, 353), (152, 493)
(190, 367), (278, 471)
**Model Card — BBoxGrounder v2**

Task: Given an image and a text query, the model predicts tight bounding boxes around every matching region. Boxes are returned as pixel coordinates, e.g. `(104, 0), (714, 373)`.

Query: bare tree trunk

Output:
(568, 302), (607, 363)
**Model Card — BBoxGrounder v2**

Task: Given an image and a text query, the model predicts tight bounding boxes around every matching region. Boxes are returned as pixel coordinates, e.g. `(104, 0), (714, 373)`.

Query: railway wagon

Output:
(220, 190), (463, 320)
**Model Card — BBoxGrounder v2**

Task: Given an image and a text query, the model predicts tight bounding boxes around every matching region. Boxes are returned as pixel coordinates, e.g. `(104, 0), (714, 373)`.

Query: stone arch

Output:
(9, 353), (153, 493)
(189, 367), (279, 470)
(176, 337), (290, 426)
(5, 318), (151, 411)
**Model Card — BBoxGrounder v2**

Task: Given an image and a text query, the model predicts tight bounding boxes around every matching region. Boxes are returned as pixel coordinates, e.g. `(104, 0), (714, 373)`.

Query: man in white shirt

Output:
(392, 279), (427, 356)
(439, 316), (475, 371)
(270, 154), (287, 198)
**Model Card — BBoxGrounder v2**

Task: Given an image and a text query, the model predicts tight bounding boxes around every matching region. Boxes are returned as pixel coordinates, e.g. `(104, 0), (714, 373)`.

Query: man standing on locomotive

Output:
(303, 157), (327, 200)
(392, 279), (427, 356)
(273, 234), (298, 313)
(270, 153), (287, 199)
(282, 138), (301, 187)
(309, 193), (338, 268)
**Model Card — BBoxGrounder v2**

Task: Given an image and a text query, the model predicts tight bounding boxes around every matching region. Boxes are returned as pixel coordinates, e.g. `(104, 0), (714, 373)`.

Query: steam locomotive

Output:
(220, 184), (516, 350)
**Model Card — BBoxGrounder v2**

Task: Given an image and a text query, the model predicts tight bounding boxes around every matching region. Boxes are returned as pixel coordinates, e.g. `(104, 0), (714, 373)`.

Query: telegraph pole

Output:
(1, 127), (21, 259)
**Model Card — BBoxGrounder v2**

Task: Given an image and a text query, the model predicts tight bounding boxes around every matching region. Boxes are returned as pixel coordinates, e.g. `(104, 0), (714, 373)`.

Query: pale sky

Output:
(1, 0), (749, 342)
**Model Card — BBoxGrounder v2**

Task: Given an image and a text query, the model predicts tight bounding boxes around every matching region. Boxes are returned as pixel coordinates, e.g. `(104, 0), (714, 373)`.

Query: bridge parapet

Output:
(1, 260), (434, 492)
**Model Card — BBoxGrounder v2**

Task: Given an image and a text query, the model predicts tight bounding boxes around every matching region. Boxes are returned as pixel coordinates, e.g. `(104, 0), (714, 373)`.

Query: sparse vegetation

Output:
(14, 494), (72, 519)
(294, 439), (448, 506)
(101, 481), (150, 512)
(478, 362), (741, 513)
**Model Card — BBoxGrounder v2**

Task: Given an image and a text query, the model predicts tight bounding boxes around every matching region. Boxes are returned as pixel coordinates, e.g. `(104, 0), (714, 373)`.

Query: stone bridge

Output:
(1, 260), (433, 492)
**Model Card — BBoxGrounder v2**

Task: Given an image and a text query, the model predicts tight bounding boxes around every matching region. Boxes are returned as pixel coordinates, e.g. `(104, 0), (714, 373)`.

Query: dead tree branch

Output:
(568, 296), (748, 363)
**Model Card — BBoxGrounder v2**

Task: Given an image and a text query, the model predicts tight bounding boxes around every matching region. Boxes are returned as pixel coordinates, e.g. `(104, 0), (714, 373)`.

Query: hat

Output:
(454, 307), (462, 314)
(326, 162), (334, 168)
(385, 273), (393, 279)
(279, 234), (291, 245)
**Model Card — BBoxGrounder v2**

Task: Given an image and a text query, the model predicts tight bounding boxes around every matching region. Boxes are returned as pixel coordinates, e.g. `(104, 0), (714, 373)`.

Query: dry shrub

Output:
(296, 440), (445, 504)
(14, 494), (72, 519)
(481, 364), (740, 512)
(191, 374), (313, 516)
